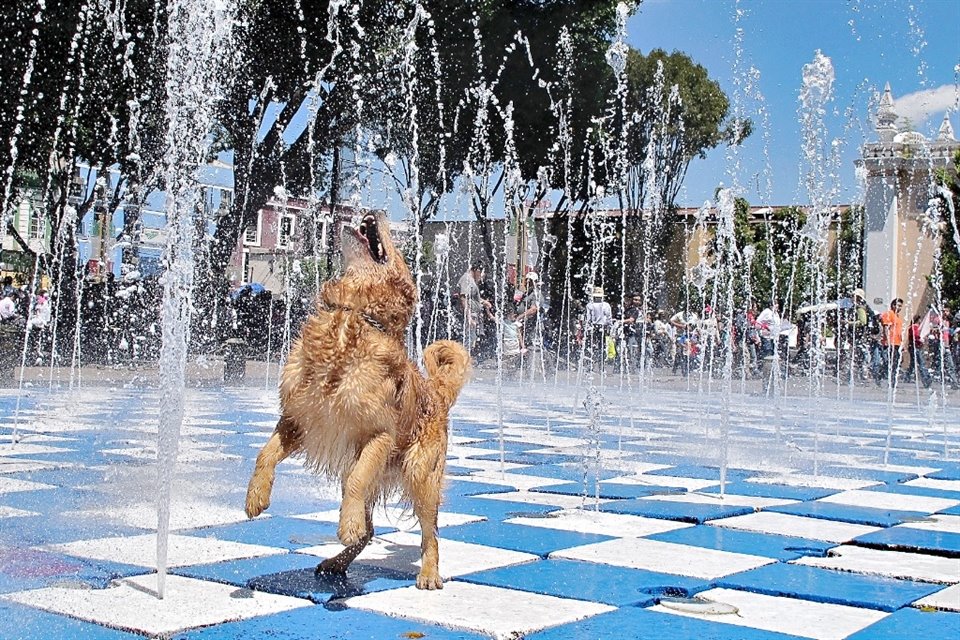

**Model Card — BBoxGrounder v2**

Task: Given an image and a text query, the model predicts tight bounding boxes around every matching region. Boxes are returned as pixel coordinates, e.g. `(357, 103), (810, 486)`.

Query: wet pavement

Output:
(0, 378), (958, 639)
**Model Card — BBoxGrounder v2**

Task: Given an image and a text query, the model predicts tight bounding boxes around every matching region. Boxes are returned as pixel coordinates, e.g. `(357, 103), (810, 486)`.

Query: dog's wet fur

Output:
(245, 212), (470, 590)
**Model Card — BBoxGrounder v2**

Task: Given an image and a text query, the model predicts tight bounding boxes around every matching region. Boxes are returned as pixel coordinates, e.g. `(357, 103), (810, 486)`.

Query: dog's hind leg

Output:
(316, 502), (374, 575)
(408, 453), (445, 590)
(338, 431), (394, 546)
(245, 416), (301, 518)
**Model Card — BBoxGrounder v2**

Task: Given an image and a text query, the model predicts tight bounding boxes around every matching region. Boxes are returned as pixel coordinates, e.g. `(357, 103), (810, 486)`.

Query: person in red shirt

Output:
(878, 298), (904, 388)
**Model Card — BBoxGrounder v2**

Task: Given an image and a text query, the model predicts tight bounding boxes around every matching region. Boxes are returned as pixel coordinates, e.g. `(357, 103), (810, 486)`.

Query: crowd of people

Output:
(447, 265), (960, 390)
(5, 259), (960, 392)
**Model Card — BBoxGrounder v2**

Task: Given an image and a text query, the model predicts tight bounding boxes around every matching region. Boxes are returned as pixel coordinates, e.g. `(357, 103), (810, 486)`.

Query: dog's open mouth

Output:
(354, 215), (386, 264)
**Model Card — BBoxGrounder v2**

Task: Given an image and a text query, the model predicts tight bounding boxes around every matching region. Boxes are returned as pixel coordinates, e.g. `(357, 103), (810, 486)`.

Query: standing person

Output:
(515, 272), (541, 350)
(620, 293), (642, 372)
(924, 305), (959, 389)
(756, 301), (781, 359)
(584, 286), (612, 371)
(846, 288), (873, 382)
(0, 291), (20, 324)
(669, 307), (699, 374)
(457, 263), (489, 359)
(903, 313), (931, 388)
(878, 298), (904, 388)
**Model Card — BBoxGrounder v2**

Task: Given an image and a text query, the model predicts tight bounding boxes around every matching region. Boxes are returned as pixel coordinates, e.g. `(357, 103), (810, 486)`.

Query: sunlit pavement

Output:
(0, 379), (958, 639)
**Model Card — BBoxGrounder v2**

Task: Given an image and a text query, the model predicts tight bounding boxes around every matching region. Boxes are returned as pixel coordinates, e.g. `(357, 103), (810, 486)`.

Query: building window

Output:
(278, 215), (295, 249)
(29, 206), (44, 239)
(243, 211), (262, 246)
(242, 250), (252, 284)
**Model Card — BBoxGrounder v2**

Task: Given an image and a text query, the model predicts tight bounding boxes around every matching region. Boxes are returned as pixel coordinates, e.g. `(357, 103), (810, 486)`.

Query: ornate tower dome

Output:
(876, 82), (898, 143)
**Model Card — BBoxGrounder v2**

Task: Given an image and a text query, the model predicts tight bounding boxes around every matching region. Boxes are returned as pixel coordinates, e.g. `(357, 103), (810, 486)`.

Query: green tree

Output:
(935, 150), (960, 308)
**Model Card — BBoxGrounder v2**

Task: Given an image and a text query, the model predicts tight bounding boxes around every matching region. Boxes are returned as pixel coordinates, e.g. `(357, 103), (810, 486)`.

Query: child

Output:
(501, 305), (524, 358)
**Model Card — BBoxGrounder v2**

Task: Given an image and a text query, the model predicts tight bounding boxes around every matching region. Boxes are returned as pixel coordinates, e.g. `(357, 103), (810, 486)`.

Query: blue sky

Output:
(627, 0), (960, 207)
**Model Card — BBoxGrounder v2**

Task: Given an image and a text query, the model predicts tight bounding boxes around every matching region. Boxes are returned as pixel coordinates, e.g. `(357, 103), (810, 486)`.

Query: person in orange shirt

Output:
(878, 298), (904, 388)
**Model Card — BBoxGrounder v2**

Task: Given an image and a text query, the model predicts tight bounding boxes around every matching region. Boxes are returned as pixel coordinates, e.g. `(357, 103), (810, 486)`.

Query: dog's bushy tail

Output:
(423, 340), (471, 408)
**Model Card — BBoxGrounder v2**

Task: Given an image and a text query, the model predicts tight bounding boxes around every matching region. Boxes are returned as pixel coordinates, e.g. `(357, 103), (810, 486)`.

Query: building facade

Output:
(858, 83), (959, 315)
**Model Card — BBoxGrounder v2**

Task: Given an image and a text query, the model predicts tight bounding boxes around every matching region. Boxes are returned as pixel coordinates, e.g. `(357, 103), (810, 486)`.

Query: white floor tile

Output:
(0, 442), (72, 456)
(610, 474), (719, 491)
(0, 506), (39, 518)
(69, 501), (252, 531)
(346, 580), (615, 640)
(0, 476), (56, 494)
(298, 531), (538, 579)
(0, 573), (310, 636)
(905, 477), (960, 493)
(551, 537), (773, 579)
(914, 583), (960, 611)
(817, 489), (959, 514)
(792, 545), (960, 584)
(896, 514), (960, 534)
(650, 587), (887, 640)
(468, 469), (566, 490)
(45, 533), (286, 568)
(507, 508), (691, 538)
(102, 447), (240, 464)
(710, 511), (880, 543)
(0, 458), (59, 474)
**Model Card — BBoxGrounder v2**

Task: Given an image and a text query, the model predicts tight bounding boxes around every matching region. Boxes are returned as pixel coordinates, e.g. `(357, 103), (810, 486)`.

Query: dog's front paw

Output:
(244, 486), (270, 519)
(337, 506), (367, 547)
(415, 568), (443, 590)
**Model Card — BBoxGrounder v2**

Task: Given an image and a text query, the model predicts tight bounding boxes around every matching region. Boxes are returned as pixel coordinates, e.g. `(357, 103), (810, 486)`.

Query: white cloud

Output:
(894, 84), (957, 130)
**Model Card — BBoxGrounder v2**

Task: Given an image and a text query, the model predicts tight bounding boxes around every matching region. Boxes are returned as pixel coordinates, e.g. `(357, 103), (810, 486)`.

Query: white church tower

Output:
(857, 83), (959, 315)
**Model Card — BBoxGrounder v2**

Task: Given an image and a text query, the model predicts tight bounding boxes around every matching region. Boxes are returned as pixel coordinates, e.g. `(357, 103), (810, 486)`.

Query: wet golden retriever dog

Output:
(245, 211), (470, 590)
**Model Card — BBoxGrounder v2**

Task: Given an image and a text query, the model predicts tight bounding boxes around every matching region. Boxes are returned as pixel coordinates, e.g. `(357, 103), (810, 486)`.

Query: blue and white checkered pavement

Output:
(0, 380), (958, 639)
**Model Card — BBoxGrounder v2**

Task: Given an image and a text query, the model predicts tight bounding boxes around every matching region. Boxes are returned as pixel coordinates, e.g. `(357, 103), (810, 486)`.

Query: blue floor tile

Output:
(508, 464), (620, 481)
(717, 563), (945, 612)
(533, 481), (685, 500)
(470, 451), (579, 465)
(0, 546), (147, 594)
(646, 464), (751, 482)
(172, 602), (486, 639)
(0, 487), (116, 514)
(172, 552), (325, 588)
(768, 501), (928, 527)
(863, 482), (960, 501)
(0, 514), (146, 547)
(846, 606), (960, 639)
(0, 600), (141, 639)
(463, 439), (533, 453)
(819, 465), (919, 485)
(444, 479), (517, 497)
(443, 495), (557, 521)
(181, 516), (342, 550)
(602, 499), (754, 523)
(648, 525), (833, 560)
(854, 527), (960, 556)
(928, 464), (960, 481)
(525, 605), (807, 639)
(249, 565), (411, 603)
(440, 520), (613, 556)
(700, 481), (839, 501)
(458, 558), (706, 606)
